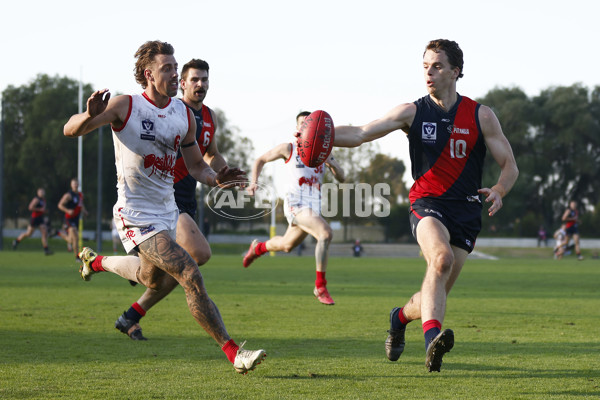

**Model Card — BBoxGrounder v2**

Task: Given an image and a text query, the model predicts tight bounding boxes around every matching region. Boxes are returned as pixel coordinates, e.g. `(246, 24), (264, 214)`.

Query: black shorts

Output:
(30, 215), (45, 228)
(409, 198), (482, 253)
(64, 216), (79, 228)
(565, 225), (579, 236)
(177, 200), (197, 219)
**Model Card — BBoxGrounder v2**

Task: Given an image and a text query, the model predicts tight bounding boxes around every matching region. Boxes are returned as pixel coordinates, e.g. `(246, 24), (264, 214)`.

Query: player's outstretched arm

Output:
(477, 105), (519, 217)
(333, 103), (415, 148)
(64, 89), (127, 137)
(247, 143), (291, 196)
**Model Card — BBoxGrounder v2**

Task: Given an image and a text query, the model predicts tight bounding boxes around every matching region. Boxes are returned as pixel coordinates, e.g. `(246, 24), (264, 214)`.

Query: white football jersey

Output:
(112, 94), (190, 215)
(285, 142), (325, 201)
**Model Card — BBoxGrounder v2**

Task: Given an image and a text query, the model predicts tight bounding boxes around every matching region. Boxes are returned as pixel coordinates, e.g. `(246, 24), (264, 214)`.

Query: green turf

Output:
(0, 249), (599, 399)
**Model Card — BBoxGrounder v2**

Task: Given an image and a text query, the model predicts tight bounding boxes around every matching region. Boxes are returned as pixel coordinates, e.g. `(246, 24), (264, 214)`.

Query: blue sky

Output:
(1, 0), (596, 193)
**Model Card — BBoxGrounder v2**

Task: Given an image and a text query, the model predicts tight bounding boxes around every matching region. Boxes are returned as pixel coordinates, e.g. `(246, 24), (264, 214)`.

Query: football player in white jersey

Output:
(243, 111), (345, 305)
(63, 40), (266, 374)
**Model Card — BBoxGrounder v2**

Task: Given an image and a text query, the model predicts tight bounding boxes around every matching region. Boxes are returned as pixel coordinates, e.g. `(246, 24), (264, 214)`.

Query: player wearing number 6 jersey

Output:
(331, 39), (518, 372)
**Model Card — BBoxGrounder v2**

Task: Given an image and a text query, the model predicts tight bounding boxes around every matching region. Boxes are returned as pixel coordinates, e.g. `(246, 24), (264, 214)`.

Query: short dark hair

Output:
(181, 59), (210, 81)
(296, 111), (311, 123)
(133, 41), (175, 88)
(425, 39), (464, 80)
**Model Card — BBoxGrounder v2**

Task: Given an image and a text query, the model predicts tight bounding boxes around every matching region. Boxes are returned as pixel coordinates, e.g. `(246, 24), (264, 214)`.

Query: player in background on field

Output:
(328, 39), (518, 371)
(243, 111), (345, 305)
(89, 59), (228, 341)
(561, 200), (584, 260)
(63, 41), (265, 374)
(58, 178), (88, 261)
(553, 223), (569, 259)
(12, 187), (53, 255)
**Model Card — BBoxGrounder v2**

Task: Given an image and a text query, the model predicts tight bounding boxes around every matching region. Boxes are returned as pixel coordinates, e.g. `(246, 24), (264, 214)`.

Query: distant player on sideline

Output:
(243, 111), (345, 305)
(58, 178), (87, 261)
(328, 39), (518, 371)
(561, 200), (584, 260)
(12, 187), (53, 255)
(63, 41), (265, 374)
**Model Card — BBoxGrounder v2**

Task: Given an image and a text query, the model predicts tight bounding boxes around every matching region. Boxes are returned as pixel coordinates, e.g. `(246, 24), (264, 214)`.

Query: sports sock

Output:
(315, 271), (327, 288)
(90, 255), (106, 272)
(125, 302), (146, 323)
(391, 307), (409, 330)
(255, 242), (268, 256)
(423, 319), (442, 349)
(222, 339), (239, 363)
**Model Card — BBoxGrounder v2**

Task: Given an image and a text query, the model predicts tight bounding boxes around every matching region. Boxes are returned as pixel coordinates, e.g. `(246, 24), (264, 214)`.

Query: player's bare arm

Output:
(247, 142), (292, 195)
(182, 111), (246, 188)
(64, 90), (129, 137)
(561, 208), (575, 222)
(58, 193), (76, 216)
(324, 155), (345, 183)
(334, 103), (416, 147)
(204, 136), (227, 171)
(477, 105), (519, 217)
(28, 197), (42, 212)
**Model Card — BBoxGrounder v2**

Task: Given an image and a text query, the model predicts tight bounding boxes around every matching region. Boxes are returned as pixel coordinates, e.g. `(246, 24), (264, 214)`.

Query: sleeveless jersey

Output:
(111, 93), (190, 215)
(408, 94), (486, 205)
(32, 196), (45, 218)
(173, 104), (216, 205)
(64, 190), (83, 218)
(565, 209), (578, 229)
(285, 142), (325, 200)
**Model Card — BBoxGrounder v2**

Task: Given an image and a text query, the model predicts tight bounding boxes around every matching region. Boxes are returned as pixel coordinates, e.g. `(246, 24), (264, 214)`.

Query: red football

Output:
(297, 110), (335, 168)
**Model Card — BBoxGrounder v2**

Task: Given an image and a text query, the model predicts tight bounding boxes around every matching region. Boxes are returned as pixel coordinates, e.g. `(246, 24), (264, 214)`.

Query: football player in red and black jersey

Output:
(331, 39), (519, 372)
(58, 178), (88, 260)
(12, 187), (53, 255)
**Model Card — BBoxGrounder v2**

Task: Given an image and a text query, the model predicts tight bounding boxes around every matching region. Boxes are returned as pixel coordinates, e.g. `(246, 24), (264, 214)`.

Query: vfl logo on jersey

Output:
(422, 122), (437, 142)
(140, 119), (156, 141)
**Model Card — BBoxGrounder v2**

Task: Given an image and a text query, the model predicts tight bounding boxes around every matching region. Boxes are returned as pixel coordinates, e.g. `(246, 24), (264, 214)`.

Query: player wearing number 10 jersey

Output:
(408, 94), (486, 254)
(330, 39), (518, 372)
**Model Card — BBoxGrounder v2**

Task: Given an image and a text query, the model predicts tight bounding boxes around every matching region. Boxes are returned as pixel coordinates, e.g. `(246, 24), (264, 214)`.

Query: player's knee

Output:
(318, 228), (333, 244)
(429, 252), (454, 275)
(281, 243), (295, 253)
(190, 248), (212, 266)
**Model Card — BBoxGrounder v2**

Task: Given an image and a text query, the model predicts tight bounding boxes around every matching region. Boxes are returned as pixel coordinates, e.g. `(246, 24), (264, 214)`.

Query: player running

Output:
(330, 39), (518, 371)
(64, 41), (265, 374)
(243, 111), (345, 305)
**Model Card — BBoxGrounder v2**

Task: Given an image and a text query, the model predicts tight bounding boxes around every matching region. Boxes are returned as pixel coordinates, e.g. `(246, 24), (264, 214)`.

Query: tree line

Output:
(2, 75), (599, 240)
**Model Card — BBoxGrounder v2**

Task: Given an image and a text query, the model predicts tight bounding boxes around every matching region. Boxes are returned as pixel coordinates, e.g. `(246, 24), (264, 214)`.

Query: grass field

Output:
(1, 242), (599, 399)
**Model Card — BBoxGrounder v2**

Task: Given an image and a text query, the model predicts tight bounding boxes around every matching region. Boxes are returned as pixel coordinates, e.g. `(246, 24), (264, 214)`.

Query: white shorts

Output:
(283, 192), (321, 226)
(113, 205), (178, 254)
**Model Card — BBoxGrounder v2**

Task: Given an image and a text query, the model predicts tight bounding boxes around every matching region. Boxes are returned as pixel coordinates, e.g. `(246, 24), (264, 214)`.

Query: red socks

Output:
(422, 319), (442, 333)
(222, 339), (239, 363)
(398, 307), (409, 325)
(91, 256), (105, 272)
(132, 302), (146, 317)
(255, 242), (268, 256)
(315, 271), (327, 288)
